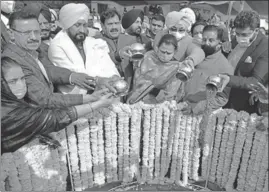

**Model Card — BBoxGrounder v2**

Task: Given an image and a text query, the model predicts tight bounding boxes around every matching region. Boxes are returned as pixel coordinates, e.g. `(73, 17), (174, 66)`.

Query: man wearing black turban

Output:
(117, 9), (151, 93)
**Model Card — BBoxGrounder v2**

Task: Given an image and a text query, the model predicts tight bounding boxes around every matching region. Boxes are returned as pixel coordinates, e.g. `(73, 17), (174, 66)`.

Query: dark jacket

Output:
(1, 19), (10, 52)
(98, 33), (124, 76)
(225, 32), (268, 113)
(1, 43), (83, 108)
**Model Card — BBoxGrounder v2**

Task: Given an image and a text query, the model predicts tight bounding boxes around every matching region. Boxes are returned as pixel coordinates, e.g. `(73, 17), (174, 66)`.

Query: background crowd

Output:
(1, 1), (268, 153)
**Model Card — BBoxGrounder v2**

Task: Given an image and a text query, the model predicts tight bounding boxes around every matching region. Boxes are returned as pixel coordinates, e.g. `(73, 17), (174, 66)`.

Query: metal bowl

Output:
(206, 75), (223, 92)
(130, 43), (145, 60)
(113, 79), (129, 96)
(176, 64), (193, 82)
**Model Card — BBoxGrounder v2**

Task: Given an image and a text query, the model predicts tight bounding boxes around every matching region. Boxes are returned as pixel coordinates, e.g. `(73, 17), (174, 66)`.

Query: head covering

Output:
(179, 8), (196, 26)
(59, 3), (90, 30)
(165, 11), (186, 29)
(1, 1), (15, 14)
(22, 3), (52, 22)
(1, 58), (73, 154)
(49, 8), (58, 22)
(122, 9), (144, 29)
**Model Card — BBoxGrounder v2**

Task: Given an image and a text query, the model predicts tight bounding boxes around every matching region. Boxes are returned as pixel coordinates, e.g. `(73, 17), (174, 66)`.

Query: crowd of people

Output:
(1, 1), (268, 153)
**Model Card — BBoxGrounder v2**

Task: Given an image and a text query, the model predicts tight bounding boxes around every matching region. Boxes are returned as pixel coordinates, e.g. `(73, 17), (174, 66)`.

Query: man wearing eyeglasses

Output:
(2, 11), (117, 108)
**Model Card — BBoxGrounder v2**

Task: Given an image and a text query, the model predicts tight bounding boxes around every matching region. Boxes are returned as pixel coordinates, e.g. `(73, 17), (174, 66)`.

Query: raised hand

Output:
(70, 72), (95, 90)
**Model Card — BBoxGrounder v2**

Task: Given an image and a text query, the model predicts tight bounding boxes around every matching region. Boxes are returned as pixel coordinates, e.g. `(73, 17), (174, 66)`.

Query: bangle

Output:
(69, 73), (75, 85)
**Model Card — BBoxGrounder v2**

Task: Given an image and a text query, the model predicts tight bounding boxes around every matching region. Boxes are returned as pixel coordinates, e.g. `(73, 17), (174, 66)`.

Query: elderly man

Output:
(98, 8), (123, 76)
(154, 11), (205, 69)
(219, 11), (268, 114)
(49, 4), (120, 95)
(1, 11), (105, 108)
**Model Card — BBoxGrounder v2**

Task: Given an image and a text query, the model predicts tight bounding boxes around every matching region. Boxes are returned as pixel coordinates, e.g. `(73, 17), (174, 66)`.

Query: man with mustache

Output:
(48, 3), (121, 95)
(99, 8), (123, 76)
(1, 10), (109, 108)
(182, 25), (234, 115)
(117, 9), (151, 88)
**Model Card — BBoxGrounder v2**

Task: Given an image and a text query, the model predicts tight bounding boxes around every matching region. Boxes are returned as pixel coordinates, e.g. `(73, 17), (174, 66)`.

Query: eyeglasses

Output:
(11, 28), (41, 36)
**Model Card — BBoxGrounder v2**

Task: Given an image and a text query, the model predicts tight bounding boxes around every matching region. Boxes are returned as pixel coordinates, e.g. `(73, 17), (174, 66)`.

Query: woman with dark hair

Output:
(191, 21), (207, 46)
(127, 34), (185, 104)
(1, 58), (118, 154)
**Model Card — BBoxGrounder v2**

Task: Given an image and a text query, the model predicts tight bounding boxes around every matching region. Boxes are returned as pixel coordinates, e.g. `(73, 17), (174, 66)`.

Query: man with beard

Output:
(182, 25), (234, 115)
(99, 8), (123, 76)
(48, 3), (121, 95)
(1, 11), (108, 108)
(117, 9), (151, 87)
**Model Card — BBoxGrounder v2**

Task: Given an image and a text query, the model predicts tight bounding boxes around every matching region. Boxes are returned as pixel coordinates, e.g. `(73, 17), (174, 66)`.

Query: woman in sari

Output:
(1, 58), (118, 153)
(127, 34), (185, 104)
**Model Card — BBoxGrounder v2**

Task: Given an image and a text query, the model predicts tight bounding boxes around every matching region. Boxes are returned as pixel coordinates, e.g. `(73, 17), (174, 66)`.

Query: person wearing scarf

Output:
(48, 3), (121, 95)
(153, 11), (205, 69)
(1, 58), (118, 154)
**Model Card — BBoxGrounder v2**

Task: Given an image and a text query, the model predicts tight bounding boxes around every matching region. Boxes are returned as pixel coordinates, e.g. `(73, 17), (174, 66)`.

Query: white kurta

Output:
(48, 30), (120, 94)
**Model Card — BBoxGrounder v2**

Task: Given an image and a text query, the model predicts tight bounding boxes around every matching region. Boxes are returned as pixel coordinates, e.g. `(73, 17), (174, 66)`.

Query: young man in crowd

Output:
(143, 14), (165, 50)
(1, 11), (111, 108)
(48, 3), (121, 95)
(182, 25), (234, 115)
(220, 11), (268, 114)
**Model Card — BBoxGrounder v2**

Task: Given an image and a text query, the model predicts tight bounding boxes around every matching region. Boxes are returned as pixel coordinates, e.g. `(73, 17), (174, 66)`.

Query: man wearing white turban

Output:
(49, 3), (121, 95)
(153, 11), (205, 69)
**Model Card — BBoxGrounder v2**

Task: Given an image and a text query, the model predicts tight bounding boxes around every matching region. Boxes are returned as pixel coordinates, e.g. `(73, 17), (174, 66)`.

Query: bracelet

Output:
(69, 73), (75, 85)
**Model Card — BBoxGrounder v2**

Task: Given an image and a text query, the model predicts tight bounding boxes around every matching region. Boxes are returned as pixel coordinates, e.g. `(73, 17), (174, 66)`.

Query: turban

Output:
(59, 3), (89, 30)
(49, 8), (58, 22)
(122, 9), (144, 29)
(22, 3), (52, 22)
(179, 8), (196, 26)
(165, 11), (186, 28)
(1, 1), (15, 14)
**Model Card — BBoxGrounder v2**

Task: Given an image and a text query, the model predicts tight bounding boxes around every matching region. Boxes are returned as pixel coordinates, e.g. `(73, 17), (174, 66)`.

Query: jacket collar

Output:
(4, 42), (39, 58)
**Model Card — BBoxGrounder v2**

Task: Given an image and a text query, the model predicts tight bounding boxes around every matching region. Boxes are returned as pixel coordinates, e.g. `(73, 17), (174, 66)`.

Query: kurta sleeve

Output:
(185, 41), (205, 66)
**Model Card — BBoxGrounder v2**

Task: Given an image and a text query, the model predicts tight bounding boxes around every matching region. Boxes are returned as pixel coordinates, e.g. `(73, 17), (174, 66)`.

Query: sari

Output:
(1, 74), (77, 154)
(127, 51), (184, 104)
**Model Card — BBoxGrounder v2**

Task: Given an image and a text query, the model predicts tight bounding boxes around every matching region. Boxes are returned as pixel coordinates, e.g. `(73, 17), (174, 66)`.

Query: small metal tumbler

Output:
(176, 63), (194, 82)
(206, 75), (223, 92)
(113, 79), (129, 96)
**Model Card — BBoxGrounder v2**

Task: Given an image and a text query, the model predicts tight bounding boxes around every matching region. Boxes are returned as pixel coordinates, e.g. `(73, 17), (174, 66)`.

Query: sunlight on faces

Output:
(150, 19), (164, 35)
(38, 14), (51, 40)
(67, 19), (88, 43)
(128, 17), (142, 35)
(3, 65), (27, 99)
(157, 43), (176, 63)
(102, 15), (121, 39)
(11, 19), (41, 50)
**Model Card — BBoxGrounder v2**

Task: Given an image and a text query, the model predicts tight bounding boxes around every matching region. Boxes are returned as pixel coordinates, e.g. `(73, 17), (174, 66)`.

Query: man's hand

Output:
(95, 77), (117, 93)
(218, 74), (230, 92)
(182, 103), (193, 115)
(70, 73), (95, 90)
(119, 46), (132, 59)
(222, 41), (232, 53)
(91, 92), (120, 109)
(249, 93), (259, 106)
(183, 58), (195, 69)
(248, 82), (268, 104)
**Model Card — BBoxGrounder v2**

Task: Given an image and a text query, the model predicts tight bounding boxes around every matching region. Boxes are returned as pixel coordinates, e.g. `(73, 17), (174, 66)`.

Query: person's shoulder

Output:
(49, 30), (66, 45)
(219, 52), (234, 73)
